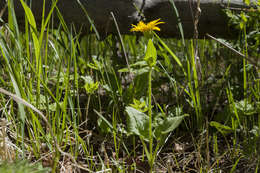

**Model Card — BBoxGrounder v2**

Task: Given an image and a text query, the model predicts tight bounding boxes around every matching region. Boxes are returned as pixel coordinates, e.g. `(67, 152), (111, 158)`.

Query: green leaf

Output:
(125, 106), (149, 141)
(129, 98), (148, 113)
(118, 66), (149, 76)
(154, 115), (187, 138)
(234, 99), (257, 116)
(97, 117), (112, 134)
(210, 121), (234, 135)
(154, 33), (184, 72)
(118, 60), (148, 74)
(94, 109), (113, 130)
(19, 0), (39, 57)
(133, 67), (150, 75)
(144, 39), (157, 67)
(19, 0), (37, 29)
(82, 76), (99, 94)
(48, 102), (64, 112)
(250, 126), (260, 137)
(130, 61), (148, 67)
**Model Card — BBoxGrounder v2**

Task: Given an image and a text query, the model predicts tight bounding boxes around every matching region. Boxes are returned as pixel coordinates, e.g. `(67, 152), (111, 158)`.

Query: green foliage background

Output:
(0, 0), (259, 172)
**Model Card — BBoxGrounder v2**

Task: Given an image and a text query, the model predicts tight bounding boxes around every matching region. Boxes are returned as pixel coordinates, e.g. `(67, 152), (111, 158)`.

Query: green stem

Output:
(148, 68), (153, 171)
(85, 95), (91, 128)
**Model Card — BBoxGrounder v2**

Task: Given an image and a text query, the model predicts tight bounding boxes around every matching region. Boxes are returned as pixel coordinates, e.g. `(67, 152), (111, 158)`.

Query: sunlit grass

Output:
(0, 0), (259, 172)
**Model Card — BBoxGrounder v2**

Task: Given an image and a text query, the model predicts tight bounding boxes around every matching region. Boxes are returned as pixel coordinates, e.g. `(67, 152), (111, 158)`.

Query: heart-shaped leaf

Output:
(154, 115), (188, 138)
(126, 106), (149, 141)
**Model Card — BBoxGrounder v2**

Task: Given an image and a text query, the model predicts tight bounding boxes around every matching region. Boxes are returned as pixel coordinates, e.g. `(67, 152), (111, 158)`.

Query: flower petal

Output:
(130, 19), (164, 33)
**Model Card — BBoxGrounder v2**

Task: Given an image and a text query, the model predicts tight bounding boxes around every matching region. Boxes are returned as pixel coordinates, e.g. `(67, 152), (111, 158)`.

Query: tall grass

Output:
(0, 0), (259, 172)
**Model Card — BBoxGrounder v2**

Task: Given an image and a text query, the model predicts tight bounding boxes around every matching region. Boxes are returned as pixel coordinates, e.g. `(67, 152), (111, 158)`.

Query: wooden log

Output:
(0, 0), (255, 38)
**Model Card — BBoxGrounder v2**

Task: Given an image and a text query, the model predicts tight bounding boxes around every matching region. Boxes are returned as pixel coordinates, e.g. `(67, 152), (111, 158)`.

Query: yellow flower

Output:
(130, 19), (165, 32)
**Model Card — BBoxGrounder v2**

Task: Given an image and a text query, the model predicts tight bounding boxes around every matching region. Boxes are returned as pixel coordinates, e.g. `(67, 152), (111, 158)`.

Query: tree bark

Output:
(0, 0), (254, 39)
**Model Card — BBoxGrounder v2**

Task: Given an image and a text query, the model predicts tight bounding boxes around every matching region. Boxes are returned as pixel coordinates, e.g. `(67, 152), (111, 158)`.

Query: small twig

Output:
(206, 33), (259, 69)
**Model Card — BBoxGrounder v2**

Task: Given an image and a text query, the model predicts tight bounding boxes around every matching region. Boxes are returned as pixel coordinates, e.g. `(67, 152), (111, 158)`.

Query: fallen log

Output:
(0, 0), (256, 38)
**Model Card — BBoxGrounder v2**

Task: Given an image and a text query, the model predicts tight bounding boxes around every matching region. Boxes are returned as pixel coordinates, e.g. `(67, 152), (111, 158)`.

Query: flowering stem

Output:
(148, 67), (153, 170)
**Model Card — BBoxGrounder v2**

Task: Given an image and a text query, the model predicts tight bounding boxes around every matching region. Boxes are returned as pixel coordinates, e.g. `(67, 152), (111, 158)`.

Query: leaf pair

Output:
(126, 106), (187, 141)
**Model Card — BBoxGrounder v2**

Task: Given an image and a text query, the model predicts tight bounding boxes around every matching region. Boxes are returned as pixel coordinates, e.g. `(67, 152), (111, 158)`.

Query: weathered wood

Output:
(0, 0), (255, 38)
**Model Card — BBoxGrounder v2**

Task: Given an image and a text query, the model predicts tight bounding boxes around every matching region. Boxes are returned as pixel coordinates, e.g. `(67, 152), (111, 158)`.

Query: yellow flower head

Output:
(130, 19), (165, 33)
